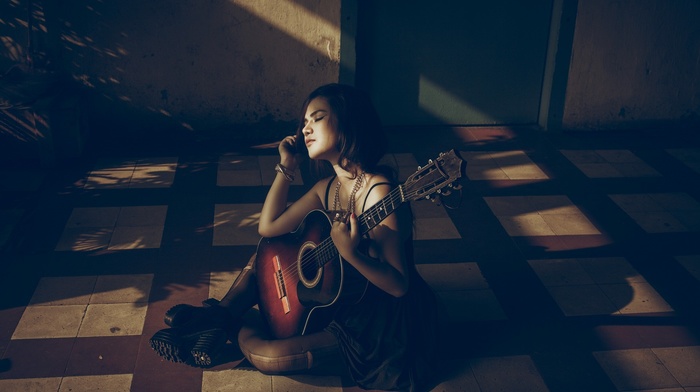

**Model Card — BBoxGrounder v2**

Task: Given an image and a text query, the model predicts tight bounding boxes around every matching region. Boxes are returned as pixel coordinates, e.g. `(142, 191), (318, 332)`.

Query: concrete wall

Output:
(563, 0), (700, 130)
(1, 0), (341, 139)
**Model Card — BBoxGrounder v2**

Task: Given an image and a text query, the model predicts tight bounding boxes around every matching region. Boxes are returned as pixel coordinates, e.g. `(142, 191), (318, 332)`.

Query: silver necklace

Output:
(332, 172), (365, 221)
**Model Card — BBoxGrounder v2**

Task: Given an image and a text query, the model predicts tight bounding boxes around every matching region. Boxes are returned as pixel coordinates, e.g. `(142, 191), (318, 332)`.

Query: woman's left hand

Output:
(331, 213), (361, 260)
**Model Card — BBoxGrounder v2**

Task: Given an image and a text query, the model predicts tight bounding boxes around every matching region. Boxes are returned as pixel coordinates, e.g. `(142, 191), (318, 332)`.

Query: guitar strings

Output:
(275, 184), (422, 282)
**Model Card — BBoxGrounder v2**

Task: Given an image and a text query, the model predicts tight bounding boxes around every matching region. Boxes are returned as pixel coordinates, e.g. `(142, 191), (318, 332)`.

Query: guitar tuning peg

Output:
(442, 189), (452, 196)
(452, 183), (463, 190)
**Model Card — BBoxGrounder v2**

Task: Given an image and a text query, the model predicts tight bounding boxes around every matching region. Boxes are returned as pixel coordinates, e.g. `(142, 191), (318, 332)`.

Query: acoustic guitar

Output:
(255, 149), (466, 339)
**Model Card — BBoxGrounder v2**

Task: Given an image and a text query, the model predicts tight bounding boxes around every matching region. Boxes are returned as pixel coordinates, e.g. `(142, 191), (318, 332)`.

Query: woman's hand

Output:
(278, 134), (300, 169)
(331, 213), (361, 261)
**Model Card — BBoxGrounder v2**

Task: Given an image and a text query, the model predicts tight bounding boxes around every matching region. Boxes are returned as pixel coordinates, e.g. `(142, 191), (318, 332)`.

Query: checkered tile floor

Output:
(1, 127), (700, 391)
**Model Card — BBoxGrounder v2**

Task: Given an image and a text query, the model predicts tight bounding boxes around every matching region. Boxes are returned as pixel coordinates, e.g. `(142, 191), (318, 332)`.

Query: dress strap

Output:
(361, 182), (393, 212)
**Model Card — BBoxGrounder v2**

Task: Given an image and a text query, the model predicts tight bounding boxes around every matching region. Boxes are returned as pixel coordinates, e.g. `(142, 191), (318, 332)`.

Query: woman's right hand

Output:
(278, 134), (300, 169)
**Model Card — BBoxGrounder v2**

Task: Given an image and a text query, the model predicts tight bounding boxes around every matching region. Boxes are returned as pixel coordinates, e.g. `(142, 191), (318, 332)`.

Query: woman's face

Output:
(302, 97), (339, 162)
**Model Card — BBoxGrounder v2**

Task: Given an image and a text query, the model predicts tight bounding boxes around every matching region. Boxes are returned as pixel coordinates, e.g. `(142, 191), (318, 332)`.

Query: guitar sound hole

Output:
(298, 242), (322, 288)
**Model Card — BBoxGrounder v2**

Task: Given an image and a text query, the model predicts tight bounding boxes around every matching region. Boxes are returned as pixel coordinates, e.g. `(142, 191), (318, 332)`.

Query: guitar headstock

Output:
(402, 149), (467, 203)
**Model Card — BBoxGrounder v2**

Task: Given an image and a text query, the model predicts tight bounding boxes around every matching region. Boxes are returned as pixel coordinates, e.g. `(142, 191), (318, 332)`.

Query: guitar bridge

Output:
(272, 255), (291, 314)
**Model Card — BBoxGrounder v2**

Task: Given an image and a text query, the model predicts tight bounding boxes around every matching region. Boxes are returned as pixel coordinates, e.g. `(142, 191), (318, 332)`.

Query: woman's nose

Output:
(302, 123), (312, 135)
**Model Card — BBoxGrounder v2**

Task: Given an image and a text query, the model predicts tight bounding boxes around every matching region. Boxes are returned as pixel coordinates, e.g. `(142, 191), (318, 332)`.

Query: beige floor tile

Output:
(528, 259), (596, 286)
(77, 303), (148, 337)
(609, 194), (660, 213)
(272, 374), (343, 392)
(209, 270), (242, 300)
(501, 163), (549, 180)
(90, 274), (153, 304)
(213, 204), (263, 246)
(560, 150), (607, 163)
(218, 169), (263, 186)
(576, 163), (623, 178)
(0, 377), (62, 391)
(430, 360), (481, 391)
(600, 282), (674, 314)
(12, 304), (86, 339)
(108, 226), (164, 249)
(130, 165), (176, 188)
(614, 162), (660, 177)
(219, 154), (260, 170)
(417, 262), (489, 291)
(470, 355), (550, 392)
(593, 349), (681, 391)
(653, 346), (700, 387)
(65, 207), (121, 228)
(55, 227), (113, 251)
(579, 257), (646, 284)
(626, 211), (689, 233)
(595, 149), (640, 163)
(117, 205), (168, 227)
(29, 276), (97, 305)
(466, 164), (510, 180)
(676, 255), (700, 281)
(435, 289), (507, 322)
(526, 195), (581, 215)
(59, 374), (133, 392)
(85, 168), (134, 189)
(202, 369), (272, 392)
(483, 196), (532, 216)
(497, 214), (556, 237)
(414, 217), (461, 240)
(546, 285), (618, 316)
(541, 213), (600, 235)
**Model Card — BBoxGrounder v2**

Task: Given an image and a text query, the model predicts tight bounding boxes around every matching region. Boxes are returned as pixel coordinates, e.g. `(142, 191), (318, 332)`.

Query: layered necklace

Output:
(332, 171), (365, 221)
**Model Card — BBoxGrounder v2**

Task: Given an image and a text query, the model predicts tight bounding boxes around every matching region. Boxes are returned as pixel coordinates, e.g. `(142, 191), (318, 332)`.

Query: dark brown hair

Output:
(295, 84), (388, 179)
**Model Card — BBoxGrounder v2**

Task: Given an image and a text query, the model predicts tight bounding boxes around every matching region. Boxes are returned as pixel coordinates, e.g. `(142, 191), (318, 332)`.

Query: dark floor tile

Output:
(0, 338), (74, 379)
(65, 336), (140, 376)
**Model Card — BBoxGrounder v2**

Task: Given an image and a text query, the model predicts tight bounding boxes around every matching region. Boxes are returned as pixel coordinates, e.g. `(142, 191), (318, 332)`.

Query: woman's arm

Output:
(331, 182), (410, 297)
(258, 135), (329, 238)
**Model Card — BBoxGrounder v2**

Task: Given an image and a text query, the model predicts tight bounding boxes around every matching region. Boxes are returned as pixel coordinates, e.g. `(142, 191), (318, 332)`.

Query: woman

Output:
(151, 84), (438, 391)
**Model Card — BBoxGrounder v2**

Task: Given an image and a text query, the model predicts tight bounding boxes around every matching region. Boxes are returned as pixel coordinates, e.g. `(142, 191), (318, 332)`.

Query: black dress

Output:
(323, 178), (439, 391)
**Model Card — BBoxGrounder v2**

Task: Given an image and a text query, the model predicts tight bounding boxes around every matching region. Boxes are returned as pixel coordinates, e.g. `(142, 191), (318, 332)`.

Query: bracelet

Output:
(275, 163), (295, 182)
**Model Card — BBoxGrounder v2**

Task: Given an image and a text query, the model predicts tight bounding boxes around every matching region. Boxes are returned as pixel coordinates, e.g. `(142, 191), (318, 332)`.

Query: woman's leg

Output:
(238, 310), (343, 375)
(218, 254), (259, 319)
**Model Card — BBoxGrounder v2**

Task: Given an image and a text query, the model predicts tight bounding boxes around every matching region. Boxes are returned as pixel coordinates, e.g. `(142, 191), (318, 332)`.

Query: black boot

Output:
(149, 325), (228, 367)
(163, 298), (225, 327)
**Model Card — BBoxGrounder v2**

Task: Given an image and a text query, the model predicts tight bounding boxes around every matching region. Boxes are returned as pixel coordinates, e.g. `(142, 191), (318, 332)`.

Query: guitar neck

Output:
(315, 184), (406, 266)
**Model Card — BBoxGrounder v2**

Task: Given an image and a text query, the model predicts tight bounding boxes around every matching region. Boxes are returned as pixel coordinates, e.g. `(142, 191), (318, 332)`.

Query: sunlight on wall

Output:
(419, 75), (496, 124)
(233, 0), (339, 61)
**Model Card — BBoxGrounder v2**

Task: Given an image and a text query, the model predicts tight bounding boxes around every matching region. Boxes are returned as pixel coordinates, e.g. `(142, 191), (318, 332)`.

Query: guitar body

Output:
(256, 209), (367, 339)
(254, 149), (467, 339)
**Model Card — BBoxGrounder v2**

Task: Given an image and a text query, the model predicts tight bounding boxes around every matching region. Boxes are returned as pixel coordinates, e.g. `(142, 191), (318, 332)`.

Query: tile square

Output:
(413, 217), (461, 240)
(546, 285), (618, 316)
(0, 338), (75, 378)
(575, 163), (623, 178)
(625, 211), (689, 233)
(470, 355), (549, 392)
(55, 227), (113, 251)
(12, 305), (86, 339)
(90, 274), (153, 304)
(65, 336), (140, 376)
(614, 162), (660, 177)
(600, 282), (673, 314)
(213, 203), (263, 246)
(526, 195), (581, 215)
(0, 378), (62, 391)
(108, 226), (164, 249)
(595, 149), (640, 163)
(416, 262), (490, 291)
(541, 213), (600, 235)
(560, 150), (607, 163)
(650, 193), (700, 211)
(219, 154), (260, 170)
(202, 369), (272, 391)
(59, 374), (133, 392)
(609, 194), (661, 212)
(117, 206), (168, 227)
(579, 257), (646, 284)
(209, 270), (241, 300)
(29, 276), (97, 305)
(272, 374), (343, 391)
(85, 168), (134, 189)
(593, 349), (680, 391)
(435, 289), (507, 322)
(65, 207), (121, 228)
(217, 169), (263, 186)
(130, 165), (176, 188)
(528, 259), (596, 286)
(496, 214), (556, 237)
(676, 255), (700, 281)
(653, 346), (700, 386)
(77, 303), (148, 337)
